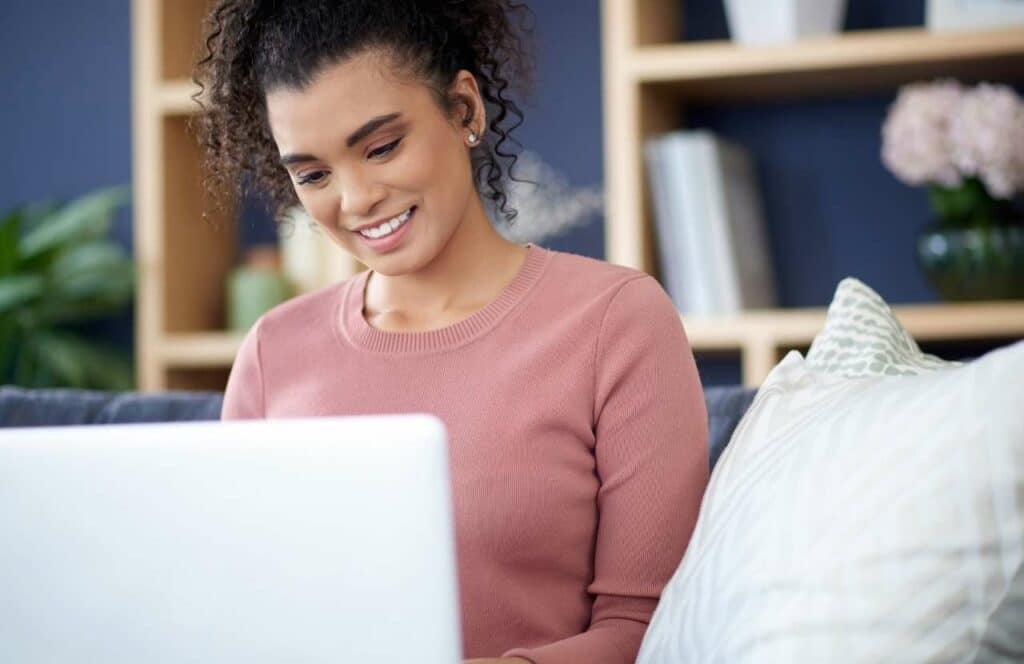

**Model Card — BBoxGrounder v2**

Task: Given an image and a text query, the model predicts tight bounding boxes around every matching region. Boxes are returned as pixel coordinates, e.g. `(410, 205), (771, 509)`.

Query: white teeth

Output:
(360, 207), (413, 239)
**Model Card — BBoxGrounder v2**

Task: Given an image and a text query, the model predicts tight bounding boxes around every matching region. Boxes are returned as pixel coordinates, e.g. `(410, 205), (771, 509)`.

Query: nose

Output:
(336, 166), (386, 223)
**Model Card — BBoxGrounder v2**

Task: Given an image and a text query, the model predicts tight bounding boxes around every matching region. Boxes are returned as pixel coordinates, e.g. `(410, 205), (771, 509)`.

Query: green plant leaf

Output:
(27, 330), (134, 390)
(70, 337), (135, 391)
(0, 315), (22, 384)
(34, 299), (133, 326)
(25, 331), (88, 388)
(0, 274), (45, 315)
(20, 199), (61, 226)
(47, 241), (135, 303)
(0, 209), (22, 276)
(18, 185), (130, 261)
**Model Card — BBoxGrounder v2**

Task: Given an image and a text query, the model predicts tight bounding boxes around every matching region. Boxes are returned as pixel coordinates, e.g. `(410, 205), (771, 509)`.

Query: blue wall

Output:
(0, 1), (1016, 387)
(0, 1), (134, 349)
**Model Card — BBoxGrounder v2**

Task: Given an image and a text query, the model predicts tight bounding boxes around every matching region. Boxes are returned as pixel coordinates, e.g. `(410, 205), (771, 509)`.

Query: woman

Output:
(197, 2), (709, 662)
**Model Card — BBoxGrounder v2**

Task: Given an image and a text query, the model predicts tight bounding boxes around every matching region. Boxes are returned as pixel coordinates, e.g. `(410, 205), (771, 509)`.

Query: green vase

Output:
(916, 224), (1024, 301)
(227, 265), (295, 331)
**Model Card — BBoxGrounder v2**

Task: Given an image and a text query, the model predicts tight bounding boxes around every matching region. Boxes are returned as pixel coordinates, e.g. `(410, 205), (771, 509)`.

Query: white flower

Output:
(881, 79), (965, 188)
(950, 82), (1024, 199)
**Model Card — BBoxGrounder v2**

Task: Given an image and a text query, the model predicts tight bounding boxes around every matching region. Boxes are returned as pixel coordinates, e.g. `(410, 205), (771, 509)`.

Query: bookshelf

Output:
(600, 0), (1024, 385)
(132, 1), (1024, 391)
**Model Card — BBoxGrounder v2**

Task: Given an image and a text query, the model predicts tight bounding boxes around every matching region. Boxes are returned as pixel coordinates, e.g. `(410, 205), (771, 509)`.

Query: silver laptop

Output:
(0, 414), (463, 663)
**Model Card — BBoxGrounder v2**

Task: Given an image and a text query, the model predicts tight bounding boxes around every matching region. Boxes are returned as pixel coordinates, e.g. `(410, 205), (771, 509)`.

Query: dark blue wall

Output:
(1, 1), (1016, 388)
(0, 1), (134, 349)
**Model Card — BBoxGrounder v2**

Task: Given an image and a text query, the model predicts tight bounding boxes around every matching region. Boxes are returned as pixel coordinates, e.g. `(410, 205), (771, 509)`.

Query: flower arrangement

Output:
(880, 79), (1024, 301)
(881, 79), (1024, 229)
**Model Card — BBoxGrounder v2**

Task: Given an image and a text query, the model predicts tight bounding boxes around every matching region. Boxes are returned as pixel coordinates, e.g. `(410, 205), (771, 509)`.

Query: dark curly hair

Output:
(190, 0), (537, 229)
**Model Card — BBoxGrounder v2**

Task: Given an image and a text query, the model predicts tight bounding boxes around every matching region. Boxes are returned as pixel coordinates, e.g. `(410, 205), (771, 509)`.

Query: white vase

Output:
(724, 0), (848, 45)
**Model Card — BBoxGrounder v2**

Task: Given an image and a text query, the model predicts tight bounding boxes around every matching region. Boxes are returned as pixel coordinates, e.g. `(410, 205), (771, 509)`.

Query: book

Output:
(645, 138), (691, 313)
(708, 134), (778, 312)
(645, 129), (778, 315)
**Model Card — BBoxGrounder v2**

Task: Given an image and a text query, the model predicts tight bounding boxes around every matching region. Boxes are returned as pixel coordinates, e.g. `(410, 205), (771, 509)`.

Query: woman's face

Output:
(264, 51), (484, 275)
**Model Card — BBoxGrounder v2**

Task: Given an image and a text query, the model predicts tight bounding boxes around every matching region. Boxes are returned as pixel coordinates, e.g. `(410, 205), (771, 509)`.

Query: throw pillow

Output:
(637, 277), (1024, 663)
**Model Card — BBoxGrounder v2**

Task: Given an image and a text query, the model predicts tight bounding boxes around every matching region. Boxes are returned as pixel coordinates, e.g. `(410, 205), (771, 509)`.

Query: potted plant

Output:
(882, 79), (1024, 301)
(0, 186), (135, 389)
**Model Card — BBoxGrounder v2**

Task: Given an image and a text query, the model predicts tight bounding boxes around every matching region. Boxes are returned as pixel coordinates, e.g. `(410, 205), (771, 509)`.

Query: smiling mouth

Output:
(353, 206), (416, 237)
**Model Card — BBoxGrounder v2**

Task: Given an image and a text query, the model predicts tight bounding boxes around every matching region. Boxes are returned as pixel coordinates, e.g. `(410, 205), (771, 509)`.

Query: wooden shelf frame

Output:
(631, 26), (1024, 100)
(156, 80), (204, 115)
(133, 0), (239, 391)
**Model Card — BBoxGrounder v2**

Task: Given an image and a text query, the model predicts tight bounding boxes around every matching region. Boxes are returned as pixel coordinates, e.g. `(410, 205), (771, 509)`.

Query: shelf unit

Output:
(600, 1), (1024, 385)
(132, 1), (1024, 391)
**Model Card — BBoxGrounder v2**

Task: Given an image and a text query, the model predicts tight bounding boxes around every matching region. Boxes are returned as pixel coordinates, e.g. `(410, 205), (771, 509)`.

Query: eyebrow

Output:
(279, 112), (403, 166)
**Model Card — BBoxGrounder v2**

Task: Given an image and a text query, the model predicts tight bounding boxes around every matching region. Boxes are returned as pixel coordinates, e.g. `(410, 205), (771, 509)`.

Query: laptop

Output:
(0, 414), (463, 663)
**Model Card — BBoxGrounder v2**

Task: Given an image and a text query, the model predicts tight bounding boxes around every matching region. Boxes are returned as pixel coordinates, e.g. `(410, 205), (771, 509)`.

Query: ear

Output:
(448, 69), (487, 137)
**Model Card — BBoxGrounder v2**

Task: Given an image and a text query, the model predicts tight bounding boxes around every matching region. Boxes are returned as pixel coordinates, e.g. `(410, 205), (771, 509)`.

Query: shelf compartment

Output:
(159, 0), (213, 82)
(166, 367), (233, 392)
(161, 115), (238, 334)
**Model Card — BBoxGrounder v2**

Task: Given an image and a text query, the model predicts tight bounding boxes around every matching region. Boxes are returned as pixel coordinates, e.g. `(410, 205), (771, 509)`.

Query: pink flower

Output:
(950, 83), (1024, 199)
(881, 79), (965, 188)
(881, 79), (1024, 200)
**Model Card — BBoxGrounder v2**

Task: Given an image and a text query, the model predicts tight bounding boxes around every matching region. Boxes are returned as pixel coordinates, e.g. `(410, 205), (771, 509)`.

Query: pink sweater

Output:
(221, 242), (709, 663)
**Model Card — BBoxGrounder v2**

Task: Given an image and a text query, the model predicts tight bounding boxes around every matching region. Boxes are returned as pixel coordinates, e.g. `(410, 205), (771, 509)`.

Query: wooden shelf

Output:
(684, 300), (1024, 386)
(160, 332), (246, 368)
(156, 80), (204, 115)
(632, 26), (1024, 100)
(149, 301), (1024, 387)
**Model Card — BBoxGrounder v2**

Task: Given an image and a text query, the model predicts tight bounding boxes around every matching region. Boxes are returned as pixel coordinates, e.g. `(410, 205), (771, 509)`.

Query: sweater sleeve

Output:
(221, 316), (266, 420)
(502, 275), (710, 664)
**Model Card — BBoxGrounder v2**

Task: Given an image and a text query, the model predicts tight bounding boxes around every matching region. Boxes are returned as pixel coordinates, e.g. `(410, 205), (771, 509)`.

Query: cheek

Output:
(296, 190), (337, 230)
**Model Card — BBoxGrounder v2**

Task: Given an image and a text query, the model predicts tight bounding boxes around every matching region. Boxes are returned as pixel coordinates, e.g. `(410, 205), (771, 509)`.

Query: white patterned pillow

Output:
(638, 278), (1024, 663)
(805, 277), (959, 376)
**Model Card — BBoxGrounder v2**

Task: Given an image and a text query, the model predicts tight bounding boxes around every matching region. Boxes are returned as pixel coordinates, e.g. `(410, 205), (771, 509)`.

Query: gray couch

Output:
(0, 385), (758, 470)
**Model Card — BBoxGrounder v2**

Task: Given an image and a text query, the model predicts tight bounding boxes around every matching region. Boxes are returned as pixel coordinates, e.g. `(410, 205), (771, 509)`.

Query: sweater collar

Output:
(337, 242), (550, 354)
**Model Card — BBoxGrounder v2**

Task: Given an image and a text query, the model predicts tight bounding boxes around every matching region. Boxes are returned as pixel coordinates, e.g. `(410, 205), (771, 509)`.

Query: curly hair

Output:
(190, 0), (537, 229)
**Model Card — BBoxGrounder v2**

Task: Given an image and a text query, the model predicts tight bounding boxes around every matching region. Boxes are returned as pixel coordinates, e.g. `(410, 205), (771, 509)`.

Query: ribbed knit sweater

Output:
(221, 242), (709, 663)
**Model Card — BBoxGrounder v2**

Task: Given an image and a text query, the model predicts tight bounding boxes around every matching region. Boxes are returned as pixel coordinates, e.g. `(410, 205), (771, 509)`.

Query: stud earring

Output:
(467, 131), (479, 145)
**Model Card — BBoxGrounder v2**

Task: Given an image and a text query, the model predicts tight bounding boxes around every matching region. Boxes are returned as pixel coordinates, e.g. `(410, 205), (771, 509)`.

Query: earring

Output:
(467, 131), (479, 145)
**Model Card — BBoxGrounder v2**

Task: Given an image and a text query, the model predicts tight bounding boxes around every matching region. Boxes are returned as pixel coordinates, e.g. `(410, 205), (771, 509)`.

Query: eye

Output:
(296, 171), (327, 186)
(369, 138), (402, 159)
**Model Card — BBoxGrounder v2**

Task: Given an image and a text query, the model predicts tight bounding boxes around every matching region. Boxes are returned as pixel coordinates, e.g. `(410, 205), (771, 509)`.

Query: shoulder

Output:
(542, 246), (675, 316)
(254, 271), (364, 341)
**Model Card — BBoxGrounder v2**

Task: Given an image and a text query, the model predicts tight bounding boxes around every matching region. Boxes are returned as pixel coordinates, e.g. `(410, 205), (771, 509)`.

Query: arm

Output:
(502, 276), (710, 664)
(221, 316), (266, 420)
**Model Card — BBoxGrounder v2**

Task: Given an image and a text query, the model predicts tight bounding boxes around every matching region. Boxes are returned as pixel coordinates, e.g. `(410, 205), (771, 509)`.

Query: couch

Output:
(0, 384), (758, 470)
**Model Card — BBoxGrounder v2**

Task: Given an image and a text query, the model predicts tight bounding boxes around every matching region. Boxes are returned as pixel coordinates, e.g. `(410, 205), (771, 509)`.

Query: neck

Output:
(365, 196), (528, 317)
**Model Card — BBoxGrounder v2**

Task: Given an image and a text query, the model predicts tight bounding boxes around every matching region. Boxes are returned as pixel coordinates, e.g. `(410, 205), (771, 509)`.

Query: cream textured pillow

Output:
(638, 278), (1024, 663)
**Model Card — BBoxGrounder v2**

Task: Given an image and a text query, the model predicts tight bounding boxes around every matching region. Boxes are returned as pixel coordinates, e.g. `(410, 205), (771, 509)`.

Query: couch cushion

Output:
(1, 385), (757, 470)
(703, 385), (758, 469)
(0, 386), (223, 427)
